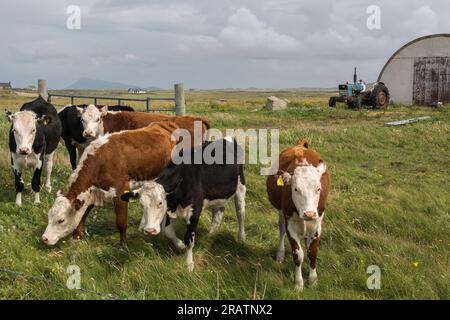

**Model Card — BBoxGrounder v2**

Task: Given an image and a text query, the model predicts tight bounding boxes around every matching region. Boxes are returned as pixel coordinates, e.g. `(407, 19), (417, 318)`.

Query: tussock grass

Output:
(0, 90), (448, 299)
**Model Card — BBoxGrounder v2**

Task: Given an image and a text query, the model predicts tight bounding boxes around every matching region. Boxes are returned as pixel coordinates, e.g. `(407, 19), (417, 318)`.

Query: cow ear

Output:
(37, 115), (52, 126)
(56, 189), (63, 197)
(297, 138), (308, 148)
(281, 171), (292, 185)
(76, 107), (84, 115)
(276, 171), (292, 185)
(120, 191), (139, 202)
(73, 199), (85, 211)
(5, 111), (13, 122)
(317, 161), (327, 176)
(166, 211), (177, 219)
(99, 106), (108, 117)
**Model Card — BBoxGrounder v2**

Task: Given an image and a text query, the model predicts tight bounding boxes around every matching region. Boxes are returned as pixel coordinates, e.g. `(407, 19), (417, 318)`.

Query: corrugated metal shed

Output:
(378, 34), (450, 106)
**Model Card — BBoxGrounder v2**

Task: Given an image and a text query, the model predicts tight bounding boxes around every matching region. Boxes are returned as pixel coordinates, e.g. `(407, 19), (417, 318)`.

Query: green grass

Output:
(0, 90), (448, 299)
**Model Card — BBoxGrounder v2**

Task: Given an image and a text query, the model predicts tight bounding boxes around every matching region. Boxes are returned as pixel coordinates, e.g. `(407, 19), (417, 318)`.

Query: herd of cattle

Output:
(5, 96), (330, 291)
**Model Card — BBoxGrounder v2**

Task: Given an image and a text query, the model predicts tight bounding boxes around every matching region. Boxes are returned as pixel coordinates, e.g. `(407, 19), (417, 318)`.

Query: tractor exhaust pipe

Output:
(353, 67), (357, 83)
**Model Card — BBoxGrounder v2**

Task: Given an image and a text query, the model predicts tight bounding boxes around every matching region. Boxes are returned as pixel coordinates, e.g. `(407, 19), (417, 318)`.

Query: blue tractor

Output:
(329, 68), (390, 109)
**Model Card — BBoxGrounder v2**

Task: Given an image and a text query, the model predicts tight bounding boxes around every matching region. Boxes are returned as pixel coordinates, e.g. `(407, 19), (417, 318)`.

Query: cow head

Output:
(120, 182), (167, 236)
(279, 161), (326, 221)
(77, 104), (107, 139)
(6, 110), (51, 155)
(41, 190), (93, 245)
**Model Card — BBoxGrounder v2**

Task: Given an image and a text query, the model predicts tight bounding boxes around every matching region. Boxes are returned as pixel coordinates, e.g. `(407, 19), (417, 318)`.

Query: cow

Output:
(266, 138), (330, 291)
(120, 138), (246, 271)
(59, 104), (209, 170)
(41, 120), (189, 246)
(58, 104), (134, 170)
(6, 96), (62, 205)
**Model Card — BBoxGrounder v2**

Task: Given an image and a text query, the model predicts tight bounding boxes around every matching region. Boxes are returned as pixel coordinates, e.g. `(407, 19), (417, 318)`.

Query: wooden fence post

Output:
(175, 83), (185, 116)
(38, 79), (47, 100)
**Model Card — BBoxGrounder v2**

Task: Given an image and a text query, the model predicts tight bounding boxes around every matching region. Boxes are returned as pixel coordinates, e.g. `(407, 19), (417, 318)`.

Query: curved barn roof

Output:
(377, 33), (450, 82)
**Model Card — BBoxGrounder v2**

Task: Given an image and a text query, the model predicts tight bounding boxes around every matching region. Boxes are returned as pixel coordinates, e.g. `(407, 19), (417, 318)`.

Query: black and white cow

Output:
(58, 104), (134, 170)
(121, 138), (246, 271)
(6, 96), (62, 205)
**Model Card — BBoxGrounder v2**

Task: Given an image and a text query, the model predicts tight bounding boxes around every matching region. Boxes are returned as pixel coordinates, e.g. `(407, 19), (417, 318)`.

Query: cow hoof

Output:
(175, 240), (186, 250)
(209, 225), (219, 234)
(294, 282), (304, 292)
(275, 254), (285, 263)
(237, 233), (246, 244)
(46, 185), (52, 192)
(308, 277), (318, 288)
(187, 262), (195, 272)
(117, 241), (130, 252)
(15, 201), (22, 206)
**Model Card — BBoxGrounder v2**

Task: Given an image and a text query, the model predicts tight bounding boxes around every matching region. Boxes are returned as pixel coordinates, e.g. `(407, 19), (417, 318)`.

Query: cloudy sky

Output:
(1, 0), (449, 89)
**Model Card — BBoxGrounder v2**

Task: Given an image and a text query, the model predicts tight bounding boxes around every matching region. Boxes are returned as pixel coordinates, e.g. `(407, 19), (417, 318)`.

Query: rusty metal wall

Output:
(413, 57), (450, 105)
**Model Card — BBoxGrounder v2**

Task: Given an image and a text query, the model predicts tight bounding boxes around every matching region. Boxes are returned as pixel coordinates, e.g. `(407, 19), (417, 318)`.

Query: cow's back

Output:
(103, 112), (171, 132)
(103, 112), (210, 143)
(93, 122), (179, 189)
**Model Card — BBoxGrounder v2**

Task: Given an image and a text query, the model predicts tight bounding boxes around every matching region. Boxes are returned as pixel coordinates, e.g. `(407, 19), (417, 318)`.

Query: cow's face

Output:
(77, 105), (107, 139)
(6, 110), (51, 154)
(281, 162), (326, 220)
(121, 182), (167, 235)
(42, 192), (90, 245)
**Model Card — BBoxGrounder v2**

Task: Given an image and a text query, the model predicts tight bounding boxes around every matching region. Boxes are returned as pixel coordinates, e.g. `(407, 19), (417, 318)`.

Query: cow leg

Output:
(65, 140), (78, 170)
(276, 210), (286, 262)
(76, 146), (85, 165)
(184, 207), (201, 272)
(72, 205), (93, 240)
(209, 206), (224, 234)
(286, 216), (304, 291)
(12, 158), (24, 206)
(31, 167), (42, 204)
(305, 215), (323, 287)
(306, 237), (320, 287)
(234, 180), (246, 243)
(163, 216), (185, 250)
(113, 197), (128, 244)
(43, 152), (54, 192)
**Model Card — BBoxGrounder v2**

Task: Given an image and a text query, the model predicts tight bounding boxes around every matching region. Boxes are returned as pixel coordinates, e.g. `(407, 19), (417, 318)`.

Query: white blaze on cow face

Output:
(78, 105), (107, 139)
(123, 182), (167, 236)
(42, 192), (92, 245)
(7, 111), (41, 154)
(283, 162), (326, 220)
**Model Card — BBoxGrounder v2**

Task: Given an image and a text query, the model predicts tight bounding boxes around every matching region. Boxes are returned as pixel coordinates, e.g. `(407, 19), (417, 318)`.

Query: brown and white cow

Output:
(266, 138), (330, 291)
(41, 121), (182, 246)
(78, 105), (209, 144)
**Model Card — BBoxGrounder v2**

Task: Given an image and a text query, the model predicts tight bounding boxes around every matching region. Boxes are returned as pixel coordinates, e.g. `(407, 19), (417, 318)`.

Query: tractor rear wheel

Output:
(372, 84), (390, 109)
(329, 97), (336, 107)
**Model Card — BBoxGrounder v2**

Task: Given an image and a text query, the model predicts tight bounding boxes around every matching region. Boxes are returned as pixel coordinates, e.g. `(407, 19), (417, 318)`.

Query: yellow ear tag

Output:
(277, 176), (284, 186)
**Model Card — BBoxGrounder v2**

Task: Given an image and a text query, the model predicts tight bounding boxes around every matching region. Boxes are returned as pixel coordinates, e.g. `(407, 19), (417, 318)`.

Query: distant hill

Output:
(66, 78), (161, 90)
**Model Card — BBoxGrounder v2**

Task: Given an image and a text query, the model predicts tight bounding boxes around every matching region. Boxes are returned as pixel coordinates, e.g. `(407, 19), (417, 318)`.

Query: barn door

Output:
(413, 57), (450, 105)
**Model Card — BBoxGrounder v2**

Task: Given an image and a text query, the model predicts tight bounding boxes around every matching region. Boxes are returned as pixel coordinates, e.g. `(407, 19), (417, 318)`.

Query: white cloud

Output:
(401, 5), (439, 36)
(217, 8), (301, 55)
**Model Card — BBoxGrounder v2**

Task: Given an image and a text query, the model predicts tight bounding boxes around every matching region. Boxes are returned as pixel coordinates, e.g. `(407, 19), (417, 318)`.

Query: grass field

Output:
(0, 89), (448, 300)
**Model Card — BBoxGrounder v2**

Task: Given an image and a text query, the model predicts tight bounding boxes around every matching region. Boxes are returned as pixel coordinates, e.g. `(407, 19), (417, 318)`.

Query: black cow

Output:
(121, 138), (246, 271)
(6, 96), (62, 205)
(58, 104), (134, 170)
